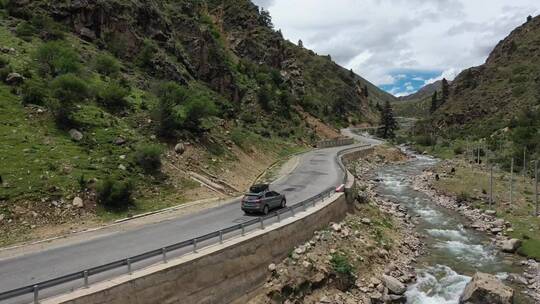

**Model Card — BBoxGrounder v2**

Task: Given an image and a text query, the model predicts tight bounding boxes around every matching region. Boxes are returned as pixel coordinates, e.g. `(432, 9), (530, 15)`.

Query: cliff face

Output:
(8, 0), (392, 124)
(431, 15), (540, 137)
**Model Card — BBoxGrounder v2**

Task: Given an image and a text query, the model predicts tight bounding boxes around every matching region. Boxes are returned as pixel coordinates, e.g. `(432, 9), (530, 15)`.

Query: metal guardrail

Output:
(317, 138), (354, 148)
(0, 142), (369, 303)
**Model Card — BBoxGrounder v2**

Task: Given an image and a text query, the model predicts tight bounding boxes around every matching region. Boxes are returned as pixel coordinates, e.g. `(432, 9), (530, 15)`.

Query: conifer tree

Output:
(377, 100), (398, 139)
(430, 91), (438, 114)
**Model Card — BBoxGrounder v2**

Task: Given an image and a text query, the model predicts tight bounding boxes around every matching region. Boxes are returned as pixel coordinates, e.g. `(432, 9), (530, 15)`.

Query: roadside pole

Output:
(510, 158), (514, 206)
(523, 147), (527, 180)
(535, 160), (538, 216)
(490, 165), (494, 208)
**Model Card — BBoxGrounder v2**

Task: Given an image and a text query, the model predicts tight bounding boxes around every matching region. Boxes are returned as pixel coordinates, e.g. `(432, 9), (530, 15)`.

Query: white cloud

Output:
(424, 68), (461, 85)
(252, 0), (540, 87)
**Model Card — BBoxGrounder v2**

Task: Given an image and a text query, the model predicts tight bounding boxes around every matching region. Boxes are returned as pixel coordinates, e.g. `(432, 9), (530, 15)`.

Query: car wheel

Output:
(280, 199), (286, 208)
(262, 205), (269, 215)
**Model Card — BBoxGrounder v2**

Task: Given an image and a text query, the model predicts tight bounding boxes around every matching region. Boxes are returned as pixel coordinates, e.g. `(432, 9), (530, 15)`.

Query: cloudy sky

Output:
(252, 0), (540, 96)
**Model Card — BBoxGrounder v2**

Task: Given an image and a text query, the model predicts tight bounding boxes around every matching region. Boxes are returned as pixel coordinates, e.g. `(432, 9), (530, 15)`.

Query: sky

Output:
(251, 0), (540, 97)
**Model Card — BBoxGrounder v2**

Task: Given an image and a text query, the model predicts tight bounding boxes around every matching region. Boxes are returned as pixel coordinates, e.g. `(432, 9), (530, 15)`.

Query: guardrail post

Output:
(241, 224), (245, 236)
(162, 248), (168, 263)
(277, 212), (281, 222)
(219, 230), (224, 244)
(83, 270), (89, 288)
(127, 258), (132, 274)
(291, 208), (295, 217)
(193, 239), (198, 253)
(33, 285), (39, 304)
(260, 217), (265, 230)
(303, 202), (307, 212)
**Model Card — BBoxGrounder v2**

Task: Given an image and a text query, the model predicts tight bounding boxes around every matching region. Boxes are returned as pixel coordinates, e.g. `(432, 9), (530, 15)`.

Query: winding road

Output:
(0, 130), (379, 303)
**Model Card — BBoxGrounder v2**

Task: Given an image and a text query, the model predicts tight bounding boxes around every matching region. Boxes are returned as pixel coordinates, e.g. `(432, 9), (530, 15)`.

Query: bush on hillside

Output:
(22, 78), (49, 105)
(96, 82), (129, 111)
(97, 178), (134, 210)
(154, 82), (187, 138)
(136, 39), (156, 69)
(94, 53), (121, 77)
(134, 144), (162, 174)
(35, 41), (80, 76)
(0, 56), (8, 68)
(49, 74), (89, 125)
(15, 21), (36, 41)
(30, 15), (65, 41)
(176, 93), (217, 132)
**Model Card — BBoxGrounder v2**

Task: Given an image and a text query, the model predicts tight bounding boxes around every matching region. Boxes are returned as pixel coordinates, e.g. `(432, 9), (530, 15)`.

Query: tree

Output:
(49, 74), (89, 125)
(96, 82), (130, 111)
(441, 78), (449, 103)
(155, 82), (187, 138)
(430, 91), (438, 114)
(298, 39), (304, 48)
(377, 101), (398, 139)
(259, 8), (273, 28)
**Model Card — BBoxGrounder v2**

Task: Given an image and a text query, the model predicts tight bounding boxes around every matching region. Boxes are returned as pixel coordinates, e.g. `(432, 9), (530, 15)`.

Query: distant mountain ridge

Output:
(430, 14), (540, 137)
(398, 80), (442, 102)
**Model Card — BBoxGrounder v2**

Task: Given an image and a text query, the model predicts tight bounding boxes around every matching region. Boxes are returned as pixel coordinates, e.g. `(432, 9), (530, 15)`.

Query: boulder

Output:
(78, 27), (96, 41)
(459, 272), (514, 304)
(69, 129), (83, 142)
(268, 263), (276, 272)
(72, 197), (84, 208)
(114, 137), (126, 145)
(174, 143), (185, 155)
(485, 210), (497, 216)
(501, 239), (521, 253)
(361, 218), (372, 225)
(5, 72), (24, 85)
(381, 275), (406, 295)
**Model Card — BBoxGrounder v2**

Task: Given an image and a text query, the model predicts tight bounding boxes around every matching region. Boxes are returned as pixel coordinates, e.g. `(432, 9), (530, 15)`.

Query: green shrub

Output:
(97, 178), (134, 210)
(0, 56), (8, 68)
(22, 78), (49, 105)
(0, 65), (12, 82)
(30, 15), (65, 41)
(136, 39), (157, 69)
(15, 21), (36, 41)
(330, 253), (353, 276)
(35, 41), (80, 76)
(176, 93), (217, 132)
(453, 146), (464, 155)
(96, 82), (129, 110)
(49, 74), (89, 125)
(104, 32), (129, 58)
(134, 144), (162, 174)
(94, 53), (121, 76)
(154, 82), (187, 138)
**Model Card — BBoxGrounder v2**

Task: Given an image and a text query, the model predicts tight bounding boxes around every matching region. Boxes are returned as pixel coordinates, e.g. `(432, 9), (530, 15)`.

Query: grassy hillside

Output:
(0, 0), (394, 245)
(431, 15), (540, 138)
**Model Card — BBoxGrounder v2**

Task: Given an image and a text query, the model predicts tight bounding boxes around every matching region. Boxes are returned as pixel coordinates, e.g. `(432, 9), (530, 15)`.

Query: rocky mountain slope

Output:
(430, 15), (540, 138)
(398, 80), (441, 102)
(0, 0), (393, 245)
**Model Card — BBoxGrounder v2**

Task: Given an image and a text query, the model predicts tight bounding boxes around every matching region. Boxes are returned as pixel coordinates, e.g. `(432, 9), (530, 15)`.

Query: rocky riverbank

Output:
(412, 166), (540, 302)
(247, 146), (425, 304)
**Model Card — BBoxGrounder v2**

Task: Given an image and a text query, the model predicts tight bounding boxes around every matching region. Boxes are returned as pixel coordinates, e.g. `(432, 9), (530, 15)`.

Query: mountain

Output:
(398, 80), (442, 102)
(393, 80), (443, 118)
(0, 0), (394, 245)
(430, 15), (540, 138)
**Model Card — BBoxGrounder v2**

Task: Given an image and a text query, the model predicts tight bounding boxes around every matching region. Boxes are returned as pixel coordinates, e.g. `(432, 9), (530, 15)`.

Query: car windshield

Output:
(249, 184), (269, 193)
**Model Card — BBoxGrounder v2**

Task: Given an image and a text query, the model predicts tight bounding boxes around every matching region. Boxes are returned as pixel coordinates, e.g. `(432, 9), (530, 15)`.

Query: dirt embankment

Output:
(246, 146), (422, 304)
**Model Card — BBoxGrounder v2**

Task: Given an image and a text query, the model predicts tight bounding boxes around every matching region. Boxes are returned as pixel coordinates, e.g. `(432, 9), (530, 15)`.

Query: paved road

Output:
(0, 131), (377, 303)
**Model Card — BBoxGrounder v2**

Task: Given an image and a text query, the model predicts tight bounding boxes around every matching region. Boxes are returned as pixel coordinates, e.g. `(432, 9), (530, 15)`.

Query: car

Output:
(241, 184), (287, 215)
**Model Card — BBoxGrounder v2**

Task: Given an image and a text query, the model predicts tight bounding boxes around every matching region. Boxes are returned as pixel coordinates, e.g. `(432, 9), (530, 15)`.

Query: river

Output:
(374, 150), (531, 304)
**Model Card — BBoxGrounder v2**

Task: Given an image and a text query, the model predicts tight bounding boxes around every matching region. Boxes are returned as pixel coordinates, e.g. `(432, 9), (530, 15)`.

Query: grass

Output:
(432, 159), (540, 259)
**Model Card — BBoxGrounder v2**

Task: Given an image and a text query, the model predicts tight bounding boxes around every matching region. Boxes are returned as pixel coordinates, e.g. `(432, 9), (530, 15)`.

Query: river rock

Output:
(69, 129), (83, 142)
(174, 143), (185, 154)
(501, 239), (521, 253)
(459, 272), (514, 304)
(72, 197), (84, 208)
(268, 263), (276, 272)
(381, 274), (406, 295)
(5, 72), (24, 85)
(484, 210), (497, 216)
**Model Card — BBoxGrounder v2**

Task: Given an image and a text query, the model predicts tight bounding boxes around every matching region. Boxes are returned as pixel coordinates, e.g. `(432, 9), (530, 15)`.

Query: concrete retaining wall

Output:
(317, 138), (354, 148)
(46, 194), (350, 304)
